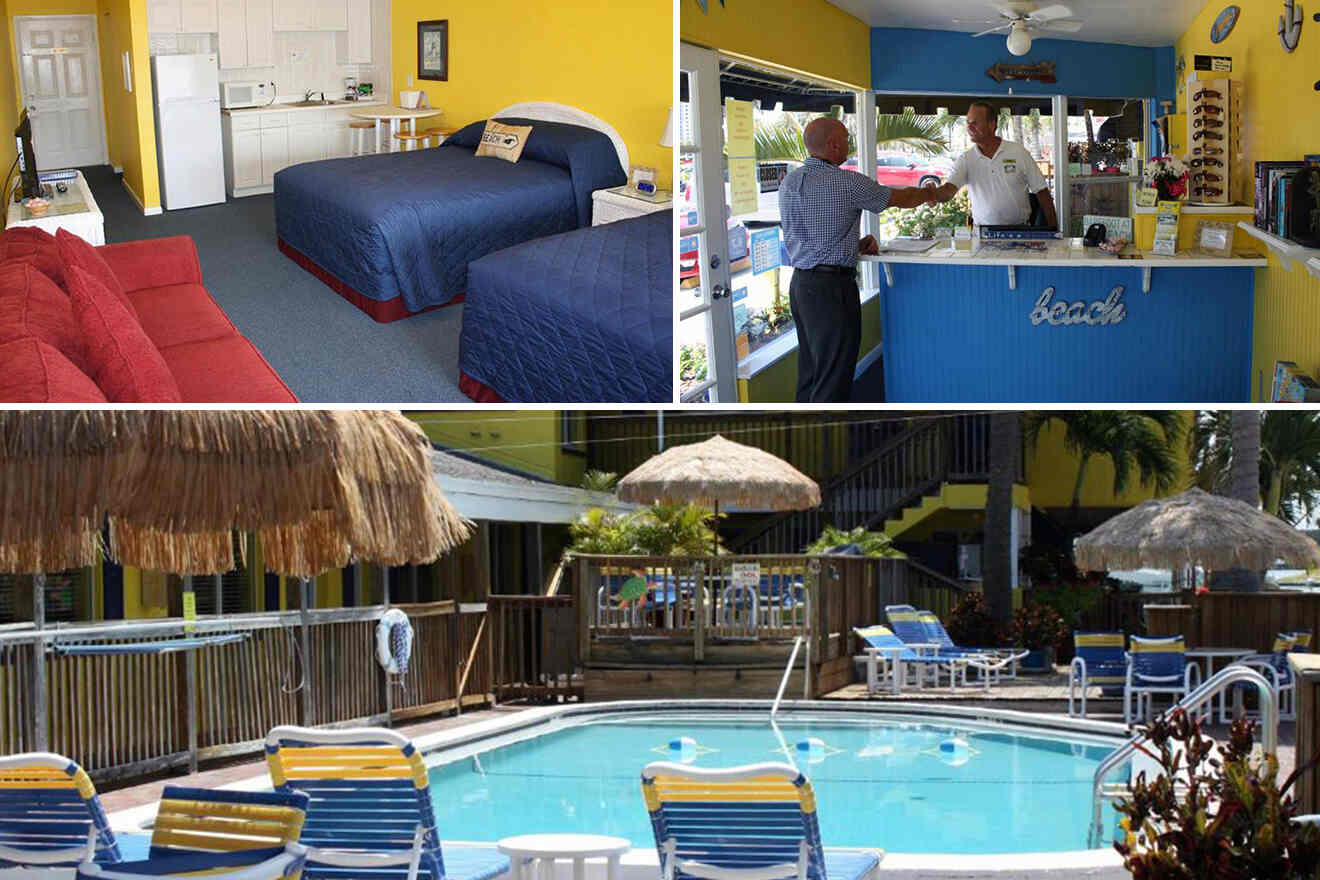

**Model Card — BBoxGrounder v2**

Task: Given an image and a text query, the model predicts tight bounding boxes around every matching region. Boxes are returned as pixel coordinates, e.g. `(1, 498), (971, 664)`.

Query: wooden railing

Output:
(1140, 590), (1320, 652)
(0, 601), (491, 781)
(488, 594), (580, 702)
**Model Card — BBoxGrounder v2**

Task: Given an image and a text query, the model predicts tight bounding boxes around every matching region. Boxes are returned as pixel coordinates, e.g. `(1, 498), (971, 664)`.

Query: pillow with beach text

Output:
(475, 120), (532, 163)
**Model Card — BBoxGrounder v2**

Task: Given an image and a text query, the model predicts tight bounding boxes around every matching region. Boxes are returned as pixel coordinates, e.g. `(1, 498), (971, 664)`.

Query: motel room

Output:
(0, 0), (672, 403)
(678, 0), (1320, 405)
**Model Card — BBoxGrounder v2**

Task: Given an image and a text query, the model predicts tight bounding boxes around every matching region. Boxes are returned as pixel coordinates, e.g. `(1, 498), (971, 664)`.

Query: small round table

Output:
(1186, 647), (1254, 721)
(497, 834), (630, 880)
(349, 105), (445, 153)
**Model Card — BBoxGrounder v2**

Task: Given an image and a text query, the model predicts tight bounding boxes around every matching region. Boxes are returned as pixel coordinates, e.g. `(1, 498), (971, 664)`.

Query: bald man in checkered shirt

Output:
(779, 117), (934, 403)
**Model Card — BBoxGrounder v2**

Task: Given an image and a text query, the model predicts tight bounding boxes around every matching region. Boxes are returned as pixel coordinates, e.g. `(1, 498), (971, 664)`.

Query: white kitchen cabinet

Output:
(246, 0), (274, 65)
(328, 118), (354, 159)
(334, 0), (371, 63)
(216, 0), (246, 67)
(179, 0), (218, 33)
(272, 0), (312, 31)
(316, 0), (348, 31)
(259, 127), (288, 185)
(147, 0), (181, 34)
(288, 120), (325, 167)
(231, 130), (262, 188)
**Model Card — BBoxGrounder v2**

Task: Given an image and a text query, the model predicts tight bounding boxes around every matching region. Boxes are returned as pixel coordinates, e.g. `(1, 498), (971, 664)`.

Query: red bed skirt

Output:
(459, 371), (507, 403)
(277, 237), (464, 323)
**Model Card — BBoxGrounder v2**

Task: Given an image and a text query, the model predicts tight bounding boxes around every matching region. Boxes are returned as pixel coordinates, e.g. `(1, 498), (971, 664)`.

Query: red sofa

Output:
(0, 228), (295, 402)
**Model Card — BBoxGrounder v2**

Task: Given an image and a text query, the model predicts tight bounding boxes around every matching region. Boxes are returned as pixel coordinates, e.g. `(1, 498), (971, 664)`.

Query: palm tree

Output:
(1022, 411), (1183, 527)
(579, 470), (619, 493)
(1191, 410), (1320, 525)
(983, 412), (1020, 624)
(754, 109), (948, 162)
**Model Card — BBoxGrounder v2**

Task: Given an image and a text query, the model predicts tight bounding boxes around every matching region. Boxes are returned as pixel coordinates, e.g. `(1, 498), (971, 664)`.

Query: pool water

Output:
(425, 716), (1123, 854)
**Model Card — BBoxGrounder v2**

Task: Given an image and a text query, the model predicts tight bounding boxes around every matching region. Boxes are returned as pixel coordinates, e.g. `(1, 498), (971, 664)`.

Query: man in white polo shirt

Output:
(925, 101), (1057, 228)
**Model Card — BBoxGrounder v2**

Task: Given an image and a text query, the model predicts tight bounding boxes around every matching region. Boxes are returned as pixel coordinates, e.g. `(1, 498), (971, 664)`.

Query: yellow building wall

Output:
(390, 0), (670, 188)
(0, 0), (15, 147)
(1174, 0), (1320, 400)
(1025, 413), (1194, 510)
(1132, 211), (1257, 252)
(739, 295), (882, 402)
(679, 0), (870, 88)
(407, 411), (586, 486)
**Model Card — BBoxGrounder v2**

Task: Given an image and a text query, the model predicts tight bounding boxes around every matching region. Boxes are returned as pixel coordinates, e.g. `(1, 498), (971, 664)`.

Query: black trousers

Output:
(788, 268), (861, 403)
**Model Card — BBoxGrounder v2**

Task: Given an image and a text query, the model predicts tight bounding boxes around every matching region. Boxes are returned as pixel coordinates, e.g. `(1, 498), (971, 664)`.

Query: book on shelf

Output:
(1255, 161), (1307, 232)
(1273, 361), (1320, 403)
(1152, 200), (1181, 256)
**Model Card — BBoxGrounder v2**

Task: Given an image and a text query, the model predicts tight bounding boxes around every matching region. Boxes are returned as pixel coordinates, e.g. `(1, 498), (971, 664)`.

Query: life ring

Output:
(376, 608), (414, 676)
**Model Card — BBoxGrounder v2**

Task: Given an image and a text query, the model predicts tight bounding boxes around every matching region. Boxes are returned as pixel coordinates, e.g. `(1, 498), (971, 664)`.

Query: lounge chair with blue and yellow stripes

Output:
(265, 725), (510, 880)
(75, 786), (308, 879)
(1069, 632), (1129, 718)
(641, 762), (882, 880)
(0, 752), (121, 869)
(1125, 635), (1200, 725)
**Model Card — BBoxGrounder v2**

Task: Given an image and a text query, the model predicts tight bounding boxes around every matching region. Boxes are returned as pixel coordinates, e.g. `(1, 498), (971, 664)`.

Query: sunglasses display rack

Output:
(1186, 77), (1244, 206)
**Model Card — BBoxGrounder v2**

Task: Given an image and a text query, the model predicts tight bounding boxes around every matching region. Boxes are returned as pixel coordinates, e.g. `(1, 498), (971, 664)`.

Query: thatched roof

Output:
(0, 411), (471, 577)
(616, 434), (821, 510)
(1075, 487), (1320, 572)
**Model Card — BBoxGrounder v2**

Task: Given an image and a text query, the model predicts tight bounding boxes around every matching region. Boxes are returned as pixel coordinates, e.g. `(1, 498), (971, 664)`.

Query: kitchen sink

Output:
(288, 100), (336, 107)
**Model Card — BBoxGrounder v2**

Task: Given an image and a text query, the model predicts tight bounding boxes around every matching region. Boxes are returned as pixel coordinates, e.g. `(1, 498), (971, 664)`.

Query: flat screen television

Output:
(14, 111), (39, 200)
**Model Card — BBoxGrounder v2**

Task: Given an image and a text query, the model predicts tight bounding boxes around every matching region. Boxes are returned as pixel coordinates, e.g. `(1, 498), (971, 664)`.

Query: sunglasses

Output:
(1193, 117), (1223, 128)
(1193, 171), (1223, 182)
(1194, 88), (1223, 101)
(1190, 157), (1223, 168)
(1194, 146), (1225, 156)
(1194, 104), (1223, 115)
(1194, 186), (1225, 197)
(1193, 129), (1224, 141)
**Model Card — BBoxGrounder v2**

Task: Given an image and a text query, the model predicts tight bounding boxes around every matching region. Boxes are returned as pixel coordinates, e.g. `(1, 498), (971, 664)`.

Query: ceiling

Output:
(827, 0), (1207, 47)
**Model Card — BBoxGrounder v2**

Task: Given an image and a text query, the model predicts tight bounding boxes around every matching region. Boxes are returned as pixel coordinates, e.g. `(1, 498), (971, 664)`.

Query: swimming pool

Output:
(422, 708), (1126, 855)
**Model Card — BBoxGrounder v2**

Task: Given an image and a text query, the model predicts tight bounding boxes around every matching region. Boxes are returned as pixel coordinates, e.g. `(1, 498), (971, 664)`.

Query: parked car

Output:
(842, 154), (949, 187)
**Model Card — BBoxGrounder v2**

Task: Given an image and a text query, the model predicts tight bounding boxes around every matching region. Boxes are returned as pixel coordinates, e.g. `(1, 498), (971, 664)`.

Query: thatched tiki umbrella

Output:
(616, 434), (822, 555)
(1075, 487), (1320, 572)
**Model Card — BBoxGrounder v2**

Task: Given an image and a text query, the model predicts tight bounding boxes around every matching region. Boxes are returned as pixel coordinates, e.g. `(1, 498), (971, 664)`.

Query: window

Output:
(560, 412), (585, 454)
(0, 570), (91, 623)
(193, 533), (251, 615)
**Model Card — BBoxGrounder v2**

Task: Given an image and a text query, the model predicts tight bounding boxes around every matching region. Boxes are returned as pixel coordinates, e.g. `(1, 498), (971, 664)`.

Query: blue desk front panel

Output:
(879, 263), (1253, 402)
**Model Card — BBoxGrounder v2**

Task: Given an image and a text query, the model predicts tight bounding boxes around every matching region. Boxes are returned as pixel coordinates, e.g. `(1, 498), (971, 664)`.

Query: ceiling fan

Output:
(954, 2), (1084, 56)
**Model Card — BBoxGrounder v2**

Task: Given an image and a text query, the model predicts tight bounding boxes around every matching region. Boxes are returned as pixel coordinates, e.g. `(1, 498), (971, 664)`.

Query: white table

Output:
(6, 170), (104, 245)
(498, 834), (630, 880)
(1186, 647), (1254, 721)
(591, 186), (672, 226)
(349, 106), (445, 153)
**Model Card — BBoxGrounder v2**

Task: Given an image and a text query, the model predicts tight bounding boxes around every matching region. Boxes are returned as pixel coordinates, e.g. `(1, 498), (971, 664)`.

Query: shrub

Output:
(568, 504), (724, 557)
(804, 524), (905, 558)
(884, 189), (971, 239)
(1115, 708), (1320, 879)
(946, 592), (1006, 648)
(1011, 602), (1067, 651)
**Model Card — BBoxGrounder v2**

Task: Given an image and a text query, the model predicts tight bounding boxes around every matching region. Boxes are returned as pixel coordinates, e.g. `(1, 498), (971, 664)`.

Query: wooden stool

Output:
(394, 131), (432, 151)
(349, 120), (375, 155)
(424, 126), (456, 146)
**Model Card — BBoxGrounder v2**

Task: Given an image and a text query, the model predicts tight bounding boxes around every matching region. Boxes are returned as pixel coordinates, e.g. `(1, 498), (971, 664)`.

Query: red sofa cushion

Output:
(98, 236), (204, 293)
(126, 283), (239, 349)
(0, 337), (106, 402)
(0, 226), (65, 291)
(158, 336), (297, 402)
(0, 261), (87, 371)
(66, 265), (181, 402)
(56, 228), (140, 323)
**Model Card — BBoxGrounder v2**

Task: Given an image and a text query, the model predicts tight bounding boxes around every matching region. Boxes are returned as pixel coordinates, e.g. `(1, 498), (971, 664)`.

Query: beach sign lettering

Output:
(1030, 285), (1127, 327)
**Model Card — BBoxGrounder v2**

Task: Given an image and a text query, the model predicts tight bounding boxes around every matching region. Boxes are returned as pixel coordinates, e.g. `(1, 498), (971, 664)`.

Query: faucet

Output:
(303, 89), (325, 103)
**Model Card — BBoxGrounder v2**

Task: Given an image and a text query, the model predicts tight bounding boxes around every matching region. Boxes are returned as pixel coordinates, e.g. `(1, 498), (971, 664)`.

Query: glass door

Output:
(678, 42), (737, 403)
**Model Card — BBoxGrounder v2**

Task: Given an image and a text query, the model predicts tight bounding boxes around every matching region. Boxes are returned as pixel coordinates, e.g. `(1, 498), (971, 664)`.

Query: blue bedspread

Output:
(459, 210), (673, 402)
(273, 119), (624, 315)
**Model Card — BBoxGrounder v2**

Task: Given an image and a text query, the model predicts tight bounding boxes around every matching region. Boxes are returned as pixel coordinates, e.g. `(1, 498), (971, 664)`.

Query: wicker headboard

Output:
(492, 101), (629, 172)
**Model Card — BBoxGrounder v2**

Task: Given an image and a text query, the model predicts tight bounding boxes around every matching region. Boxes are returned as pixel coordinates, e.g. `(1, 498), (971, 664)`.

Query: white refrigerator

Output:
(151, 54), (225, 210)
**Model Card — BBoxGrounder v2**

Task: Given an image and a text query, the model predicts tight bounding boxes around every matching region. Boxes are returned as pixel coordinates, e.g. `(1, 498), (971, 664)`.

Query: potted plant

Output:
(1011, 602), (1066, 672)
(1142, 155), (1190, 201)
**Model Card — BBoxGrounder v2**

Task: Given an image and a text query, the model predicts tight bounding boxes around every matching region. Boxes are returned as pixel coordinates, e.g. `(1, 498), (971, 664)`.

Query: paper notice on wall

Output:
(731, 562), (761, 589)
(182, 590), (196, 633)
(725, 97), (755, 157)
(730, 157), (758, 215)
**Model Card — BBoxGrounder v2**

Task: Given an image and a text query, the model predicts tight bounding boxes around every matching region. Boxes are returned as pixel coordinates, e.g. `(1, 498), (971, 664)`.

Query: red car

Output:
(842, 154), (948, 188)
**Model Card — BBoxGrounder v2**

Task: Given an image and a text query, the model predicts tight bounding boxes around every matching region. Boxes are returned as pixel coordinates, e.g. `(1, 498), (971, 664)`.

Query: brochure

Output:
(1152, 200), (1182, 255)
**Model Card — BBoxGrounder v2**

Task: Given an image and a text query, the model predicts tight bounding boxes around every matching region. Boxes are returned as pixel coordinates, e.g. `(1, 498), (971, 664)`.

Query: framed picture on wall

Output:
(417, 19), (448, 82)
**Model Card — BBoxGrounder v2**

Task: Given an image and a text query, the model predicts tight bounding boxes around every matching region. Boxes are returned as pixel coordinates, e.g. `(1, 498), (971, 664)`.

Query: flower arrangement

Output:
(1142, 155), (1190, 199)
(1010, 602), (1067, 651)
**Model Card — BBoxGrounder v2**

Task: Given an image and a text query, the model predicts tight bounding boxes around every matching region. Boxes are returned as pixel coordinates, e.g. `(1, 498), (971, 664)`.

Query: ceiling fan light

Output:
(1006, 24), (1032, 55)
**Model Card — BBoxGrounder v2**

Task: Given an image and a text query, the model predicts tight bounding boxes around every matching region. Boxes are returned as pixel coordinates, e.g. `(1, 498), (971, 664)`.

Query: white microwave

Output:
(220, 81), (272, 109)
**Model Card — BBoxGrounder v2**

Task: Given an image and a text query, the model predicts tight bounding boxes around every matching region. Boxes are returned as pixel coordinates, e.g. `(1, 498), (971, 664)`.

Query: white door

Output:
(16, 16), (108, 170)
(677, 42), (737, 403)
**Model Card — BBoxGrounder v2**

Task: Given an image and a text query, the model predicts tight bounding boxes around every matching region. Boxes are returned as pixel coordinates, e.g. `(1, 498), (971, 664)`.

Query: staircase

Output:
(733, 414), (1008, 554)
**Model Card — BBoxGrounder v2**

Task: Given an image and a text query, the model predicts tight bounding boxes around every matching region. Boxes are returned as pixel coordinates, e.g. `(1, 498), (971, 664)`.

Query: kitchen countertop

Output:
(223, 99), (385, 115)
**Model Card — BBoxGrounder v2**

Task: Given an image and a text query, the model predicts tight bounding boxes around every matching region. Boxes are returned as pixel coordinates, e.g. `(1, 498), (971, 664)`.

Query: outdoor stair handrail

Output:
(1087, 664), (1277, 848)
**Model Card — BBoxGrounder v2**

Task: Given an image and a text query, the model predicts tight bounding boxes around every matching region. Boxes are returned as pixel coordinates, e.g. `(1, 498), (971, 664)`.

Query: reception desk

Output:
(861, 243), (1268, 402)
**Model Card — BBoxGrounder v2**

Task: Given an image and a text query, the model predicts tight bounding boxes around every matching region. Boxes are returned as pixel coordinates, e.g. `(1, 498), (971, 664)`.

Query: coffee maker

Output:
(344, 75), (358, 101)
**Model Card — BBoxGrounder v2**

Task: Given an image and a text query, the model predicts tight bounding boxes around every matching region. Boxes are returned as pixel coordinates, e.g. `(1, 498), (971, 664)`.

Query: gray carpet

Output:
(84, 165), (467, 403)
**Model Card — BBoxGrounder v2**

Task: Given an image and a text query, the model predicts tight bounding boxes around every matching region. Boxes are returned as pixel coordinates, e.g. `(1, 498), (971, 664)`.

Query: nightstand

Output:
(591, 185), (672, 226)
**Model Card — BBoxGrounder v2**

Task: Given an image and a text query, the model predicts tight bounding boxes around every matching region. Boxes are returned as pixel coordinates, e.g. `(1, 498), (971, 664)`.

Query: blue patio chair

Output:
(75, 786), (308, 878)
(0, 752), (121, 869)
(641, 761), (883, 880)
(884, 605), (998, 663)
(1290, 630), (1312, 650)
(1125, 635), (1201, 725)
(1228, 633), (1298, 721)
(265, 725), (510, 880)
(914, 610), (1029, 678)
(1068, 632), (1128, 718)
(852, 625), (967, 693)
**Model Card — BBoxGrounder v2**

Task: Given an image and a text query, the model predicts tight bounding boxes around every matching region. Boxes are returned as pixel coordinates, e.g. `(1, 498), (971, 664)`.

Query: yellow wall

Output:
(0, 0), (16, 156)
(739, 295), (882, 402)
(7, 0), (159, 209)
(390, 0), (671, 188)
(679, 0), (870, 88)
(407, 411), (587, 486)
(1174, 0), (1320, 400)
(1025, 413), (1194, 510)
(1132, 211), (1257, 252)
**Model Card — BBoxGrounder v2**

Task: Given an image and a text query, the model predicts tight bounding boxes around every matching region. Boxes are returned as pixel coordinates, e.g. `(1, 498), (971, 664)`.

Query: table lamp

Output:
(660, 108), (674, 148)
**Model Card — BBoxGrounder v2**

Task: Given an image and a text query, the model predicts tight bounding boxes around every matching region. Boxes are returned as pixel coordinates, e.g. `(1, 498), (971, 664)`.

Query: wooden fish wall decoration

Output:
(986, 61), (1058, 83)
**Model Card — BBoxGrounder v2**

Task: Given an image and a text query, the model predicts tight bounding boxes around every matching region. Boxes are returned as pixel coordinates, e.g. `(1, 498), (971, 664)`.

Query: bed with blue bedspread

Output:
(273, 117), (625, 322)
(458, 209), (672, 403)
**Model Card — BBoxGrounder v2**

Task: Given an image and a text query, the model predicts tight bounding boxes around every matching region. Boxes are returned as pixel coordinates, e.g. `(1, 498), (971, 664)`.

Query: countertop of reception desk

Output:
(859, 240), (1267, 268)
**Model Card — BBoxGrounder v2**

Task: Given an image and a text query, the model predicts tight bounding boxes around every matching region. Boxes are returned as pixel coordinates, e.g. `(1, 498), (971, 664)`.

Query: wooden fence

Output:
(1141, 591), (1320, 652)
(0, 601), (491, 781)
(488, 594), (580, 702)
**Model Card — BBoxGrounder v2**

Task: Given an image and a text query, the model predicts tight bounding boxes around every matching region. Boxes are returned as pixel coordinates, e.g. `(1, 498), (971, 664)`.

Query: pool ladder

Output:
(1087, 664), (1277, 848)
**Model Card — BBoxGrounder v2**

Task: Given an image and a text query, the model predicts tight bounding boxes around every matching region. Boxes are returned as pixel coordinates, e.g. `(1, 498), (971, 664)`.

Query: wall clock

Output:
(1211, 5), (1240, 42)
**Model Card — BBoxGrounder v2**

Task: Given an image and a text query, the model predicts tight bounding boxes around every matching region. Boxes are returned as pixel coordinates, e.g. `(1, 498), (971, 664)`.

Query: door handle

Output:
(712, 284), (729, 300)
